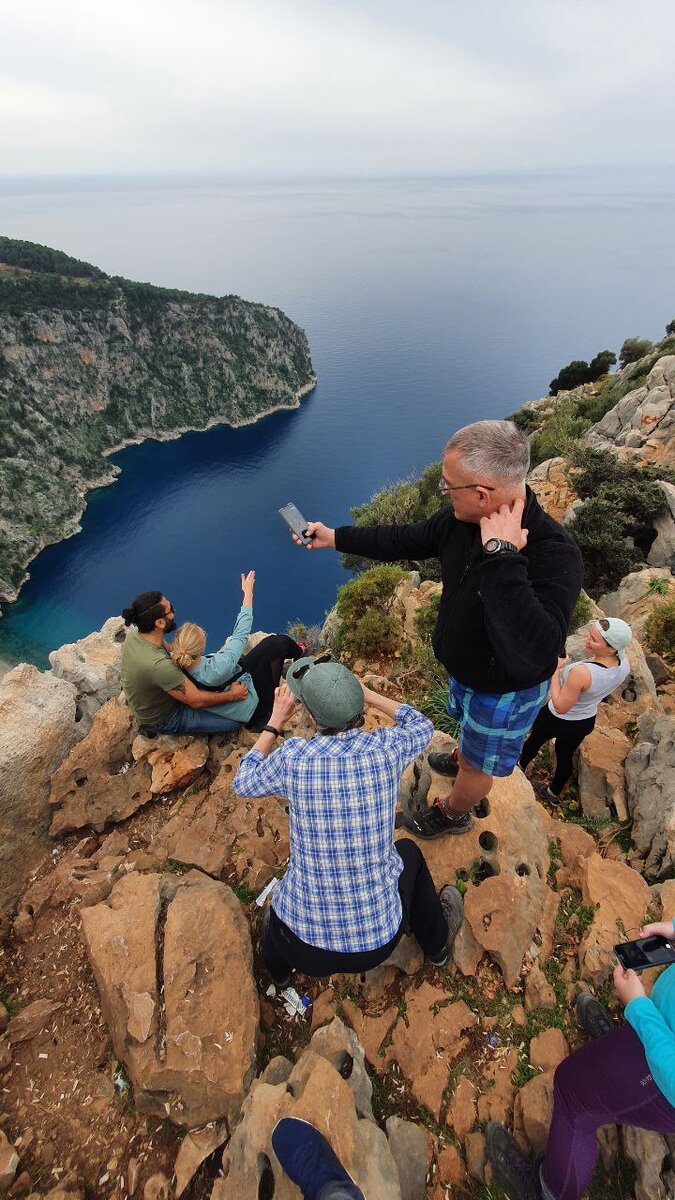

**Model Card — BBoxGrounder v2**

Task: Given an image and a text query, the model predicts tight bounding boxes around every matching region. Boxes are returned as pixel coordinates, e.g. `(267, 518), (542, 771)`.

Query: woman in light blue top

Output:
(486, 917), (675, 1200)
(170, 571), (305, 731)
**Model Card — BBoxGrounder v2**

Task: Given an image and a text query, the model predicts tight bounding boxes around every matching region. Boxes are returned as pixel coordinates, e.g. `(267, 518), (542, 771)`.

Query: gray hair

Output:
(444, 420), (530, 484)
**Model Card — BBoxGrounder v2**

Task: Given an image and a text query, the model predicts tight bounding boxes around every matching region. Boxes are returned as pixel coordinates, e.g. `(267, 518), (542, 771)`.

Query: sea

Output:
(1, 168), (675, 669)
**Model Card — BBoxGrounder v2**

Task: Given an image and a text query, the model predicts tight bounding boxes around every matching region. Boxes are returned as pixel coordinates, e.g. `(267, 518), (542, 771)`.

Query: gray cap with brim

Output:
(287, 656), (364, 728)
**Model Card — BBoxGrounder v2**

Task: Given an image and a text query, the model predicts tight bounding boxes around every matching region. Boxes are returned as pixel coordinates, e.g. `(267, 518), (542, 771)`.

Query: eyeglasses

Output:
(438, 478), (496, 495)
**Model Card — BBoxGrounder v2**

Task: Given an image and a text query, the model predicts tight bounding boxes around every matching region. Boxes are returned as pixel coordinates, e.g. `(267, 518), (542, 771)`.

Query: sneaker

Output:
(575, 992), (613, 1040)
(428, 885), (464, 967)
(272, 1117), (365, 1200)
(428, 748), (460, 777)
(485, 1122), (542, 1200)
(404, 799), (474, 839)
(543, 785), (561, 807)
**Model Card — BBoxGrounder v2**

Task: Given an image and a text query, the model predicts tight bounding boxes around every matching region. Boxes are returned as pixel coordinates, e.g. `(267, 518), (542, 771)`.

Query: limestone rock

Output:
(216, 1046), (401, 1199)
(388, 985), (477, 1118)
(647, 481), (675, 568)
(7, 999), (63, 1044)
(143, 1174), (170, 1200)
(625, 709), (675, 880)
(436, 1143), (464, 1186)
(578, 725), (632, 822)
(174, 1123), (228, 1198)
(310, 1018), (374, 1121)
(477, 1048), (518, 1124)
(400, 761), (553, 984)
(0, 1001), (8, 1033)
(513, 1070), (555, 1156)
(586, 354), (675, 469)
(310, 989), (337, 1033)
(528, 457), (580, 523)
(446, 1075), (476, 1140)
(598, 567), (675, 641)
(0, 1130), (19, 1191)
(579, 852), (649, 984)
(524, 963), (556, 1012)
(385, 1117), (427, 1200)
(80, 870), (259, 1128)
(529, 1028), (568, 1073)
(0, 664), (79, 909)
(49, 700), (152, 836)
(49, 617), (127, 730)
(623, 1126), (671, 1200)
(340, 999), (398, 1070)
(464, 1131), (486, 1182)
(139, 737), (209, 795)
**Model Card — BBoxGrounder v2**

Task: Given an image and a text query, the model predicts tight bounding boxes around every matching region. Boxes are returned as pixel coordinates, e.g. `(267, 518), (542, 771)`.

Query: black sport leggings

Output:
(239, 633), (303, 729)
(520, 704), (596, 795)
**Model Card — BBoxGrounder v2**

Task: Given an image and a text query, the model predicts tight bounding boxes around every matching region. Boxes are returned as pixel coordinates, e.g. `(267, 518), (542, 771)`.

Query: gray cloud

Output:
(1, 0), (674, 175)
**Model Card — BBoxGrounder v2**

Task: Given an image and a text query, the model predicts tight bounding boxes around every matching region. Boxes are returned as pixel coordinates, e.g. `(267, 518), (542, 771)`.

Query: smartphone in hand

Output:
(615, 934), (675, 973)
(279, 502), (313, 546)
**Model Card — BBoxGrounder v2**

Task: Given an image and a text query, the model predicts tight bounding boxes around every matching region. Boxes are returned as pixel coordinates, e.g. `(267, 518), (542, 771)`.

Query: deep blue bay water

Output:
(2, 169), (675, 667)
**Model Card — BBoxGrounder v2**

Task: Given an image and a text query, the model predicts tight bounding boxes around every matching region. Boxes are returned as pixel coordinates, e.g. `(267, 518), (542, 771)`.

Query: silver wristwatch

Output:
(483, 538), (519, 555)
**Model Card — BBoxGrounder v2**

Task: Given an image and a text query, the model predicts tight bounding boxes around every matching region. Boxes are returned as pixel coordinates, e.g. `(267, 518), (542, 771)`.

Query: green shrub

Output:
(349, 609), (399, 657)
(337, 564), (407, 623)
(647, 576), (669, 596)
(529, 399), (592, 467)
(619, 337), (654, 368)
(566, 500), (636, 596)
(415, 592), (441, 642)
(643, 601), (675, 664)
(570, 590), (594, 632)
(549, 350), (616, 396)
(341, 464), (443, 581)
(335, 564), (406, 657)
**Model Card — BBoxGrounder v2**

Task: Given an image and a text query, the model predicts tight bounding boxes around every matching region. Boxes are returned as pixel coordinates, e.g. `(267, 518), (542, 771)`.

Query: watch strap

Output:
(261, 724), (283, 738)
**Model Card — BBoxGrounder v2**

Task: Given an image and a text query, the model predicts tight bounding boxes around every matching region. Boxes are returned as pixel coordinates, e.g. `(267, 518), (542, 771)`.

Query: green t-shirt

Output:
(121, 629), (185, 726)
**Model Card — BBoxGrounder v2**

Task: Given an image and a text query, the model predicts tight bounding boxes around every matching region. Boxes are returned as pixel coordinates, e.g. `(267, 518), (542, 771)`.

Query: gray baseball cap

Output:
(286, 656), (364, 728)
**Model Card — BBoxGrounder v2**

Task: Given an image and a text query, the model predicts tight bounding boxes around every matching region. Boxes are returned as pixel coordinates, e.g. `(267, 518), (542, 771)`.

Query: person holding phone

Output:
(168, 571), (306, 732)
(291, 420), (583, 837)
(485, 917), (675, 1200)
(518, 616), (632, 805)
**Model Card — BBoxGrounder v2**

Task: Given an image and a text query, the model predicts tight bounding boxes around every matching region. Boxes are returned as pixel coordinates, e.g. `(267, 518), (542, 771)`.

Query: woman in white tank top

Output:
(519, 617), (632, 805)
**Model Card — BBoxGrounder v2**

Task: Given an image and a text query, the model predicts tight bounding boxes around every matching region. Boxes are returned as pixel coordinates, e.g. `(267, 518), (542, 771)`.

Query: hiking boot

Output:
(404, 799), (474, 839)
(485, 1122), (542, 1200)
(576, 992), (613, 1040)
(272, 1117), (365, 1200)
(539, 784), (561, 807)
(428, 885), (464, 967)
(428, 748), (460, 777)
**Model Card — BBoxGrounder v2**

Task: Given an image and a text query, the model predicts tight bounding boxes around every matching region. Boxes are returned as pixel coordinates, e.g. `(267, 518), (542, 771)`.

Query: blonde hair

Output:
(170, 622), (207, 670)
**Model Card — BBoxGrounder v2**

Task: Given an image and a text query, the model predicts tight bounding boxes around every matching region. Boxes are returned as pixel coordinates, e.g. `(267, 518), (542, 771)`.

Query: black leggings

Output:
(262, 839), (448, 984)
(520, 704), (596, 795)
(239, 633), (303, 729)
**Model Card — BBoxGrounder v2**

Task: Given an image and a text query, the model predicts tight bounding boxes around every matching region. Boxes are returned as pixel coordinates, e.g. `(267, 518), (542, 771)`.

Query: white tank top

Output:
(548, 658), (631, 722)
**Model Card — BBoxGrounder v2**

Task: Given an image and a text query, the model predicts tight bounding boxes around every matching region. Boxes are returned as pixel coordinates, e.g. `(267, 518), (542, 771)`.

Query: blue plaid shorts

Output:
(447, 676), (550, 777)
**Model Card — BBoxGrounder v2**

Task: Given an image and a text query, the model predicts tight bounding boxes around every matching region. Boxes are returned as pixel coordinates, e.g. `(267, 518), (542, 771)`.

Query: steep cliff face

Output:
(0, 237), (316, 604)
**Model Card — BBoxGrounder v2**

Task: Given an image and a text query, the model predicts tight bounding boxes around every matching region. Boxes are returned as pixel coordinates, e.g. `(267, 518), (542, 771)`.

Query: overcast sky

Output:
(2, 0), (674, 178)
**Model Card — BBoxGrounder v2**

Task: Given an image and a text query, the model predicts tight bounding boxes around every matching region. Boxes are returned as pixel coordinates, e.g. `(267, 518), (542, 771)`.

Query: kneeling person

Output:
(233, 657), (463, 986)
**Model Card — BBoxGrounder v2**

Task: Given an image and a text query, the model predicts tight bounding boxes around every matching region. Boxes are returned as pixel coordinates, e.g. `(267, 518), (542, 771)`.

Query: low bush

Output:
(335, 564), (406, 657)
(643, 601), (675, 664)
(570, 590), (594, 632)
(415, 592), (441, 642)
(341, 464), (443, 582)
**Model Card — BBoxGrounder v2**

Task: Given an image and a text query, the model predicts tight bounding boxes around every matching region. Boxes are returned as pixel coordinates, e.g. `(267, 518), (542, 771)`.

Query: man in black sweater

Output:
(294, 419), (583, 838)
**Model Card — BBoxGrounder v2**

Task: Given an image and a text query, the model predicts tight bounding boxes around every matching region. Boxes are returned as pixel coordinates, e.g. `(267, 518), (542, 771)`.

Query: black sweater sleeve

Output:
(335, 510), (448, 562)
(476, 538), (584, 686)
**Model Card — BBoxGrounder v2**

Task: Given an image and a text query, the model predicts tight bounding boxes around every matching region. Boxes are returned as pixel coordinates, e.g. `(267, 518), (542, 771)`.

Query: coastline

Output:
(0, 378), (317, 623)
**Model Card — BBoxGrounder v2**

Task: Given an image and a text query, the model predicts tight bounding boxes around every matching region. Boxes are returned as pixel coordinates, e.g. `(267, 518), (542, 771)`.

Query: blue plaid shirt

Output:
(233, 705), (433, 953)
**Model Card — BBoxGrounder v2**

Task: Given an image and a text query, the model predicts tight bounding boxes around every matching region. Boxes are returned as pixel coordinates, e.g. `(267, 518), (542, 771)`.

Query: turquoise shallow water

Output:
(1, 169), (675, 667)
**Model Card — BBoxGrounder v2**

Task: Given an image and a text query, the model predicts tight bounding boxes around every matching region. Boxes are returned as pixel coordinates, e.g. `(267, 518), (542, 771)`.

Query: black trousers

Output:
(239, 633), (303, 729)
(262, 838), (448, 984)
(520, 704), (596, 795)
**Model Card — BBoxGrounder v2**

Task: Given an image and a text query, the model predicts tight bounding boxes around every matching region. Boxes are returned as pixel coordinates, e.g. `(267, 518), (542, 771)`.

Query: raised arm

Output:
(334, 509), (448, 563)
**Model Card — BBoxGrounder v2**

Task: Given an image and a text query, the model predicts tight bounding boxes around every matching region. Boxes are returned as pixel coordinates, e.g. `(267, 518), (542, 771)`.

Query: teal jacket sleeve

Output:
(194, 605), (253, 686)
(624, 995), (675, 1109)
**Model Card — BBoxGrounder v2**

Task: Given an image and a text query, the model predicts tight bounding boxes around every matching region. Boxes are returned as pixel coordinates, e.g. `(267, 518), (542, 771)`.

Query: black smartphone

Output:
(614, 934), (675, 973)
(279, 502), (313, 546)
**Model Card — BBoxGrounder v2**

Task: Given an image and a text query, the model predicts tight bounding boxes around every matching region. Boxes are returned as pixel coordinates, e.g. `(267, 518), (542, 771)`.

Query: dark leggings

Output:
(239, 634), (303, 729)
(263, 838), (448, 984)
(519, 705), (596, 795)
(542, 1024), (675, 1200)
